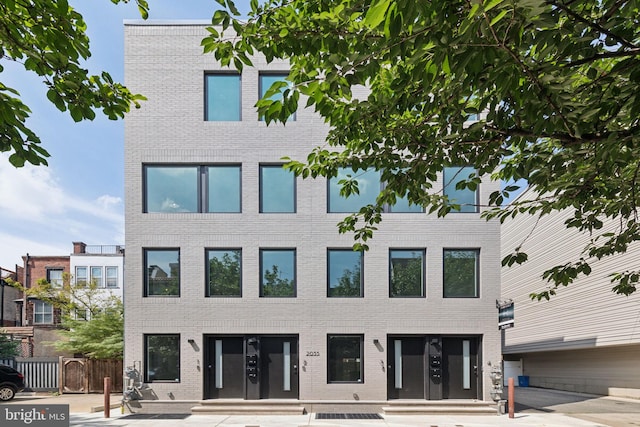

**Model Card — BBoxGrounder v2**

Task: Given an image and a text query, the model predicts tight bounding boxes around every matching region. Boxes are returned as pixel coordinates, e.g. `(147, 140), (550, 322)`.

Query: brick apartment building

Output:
(123, 21), (502, 407)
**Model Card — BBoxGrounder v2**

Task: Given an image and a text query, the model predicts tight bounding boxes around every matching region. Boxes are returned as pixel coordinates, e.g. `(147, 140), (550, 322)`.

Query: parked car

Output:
(0, 364), (25, 401)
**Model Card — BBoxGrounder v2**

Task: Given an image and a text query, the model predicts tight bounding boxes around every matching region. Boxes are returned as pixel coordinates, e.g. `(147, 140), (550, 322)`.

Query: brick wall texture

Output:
(124, 22), (502, 401)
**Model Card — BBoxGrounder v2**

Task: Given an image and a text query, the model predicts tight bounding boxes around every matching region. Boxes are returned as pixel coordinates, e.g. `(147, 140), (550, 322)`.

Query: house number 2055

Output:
(306, 351), (320, 356)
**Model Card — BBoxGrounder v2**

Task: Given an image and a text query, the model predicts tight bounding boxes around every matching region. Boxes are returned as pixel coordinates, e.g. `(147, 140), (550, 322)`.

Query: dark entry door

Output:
(260, 336), (299, 399)
(205, 336), (244, 399)
(442, 337), (479, 399)
(387, 337), (426, 399)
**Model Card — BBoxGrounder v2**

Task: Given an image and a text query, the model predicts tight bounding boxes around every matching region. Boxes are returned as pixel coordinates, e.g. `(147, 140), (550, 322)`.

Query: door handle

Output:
(293, 364), (298, 374)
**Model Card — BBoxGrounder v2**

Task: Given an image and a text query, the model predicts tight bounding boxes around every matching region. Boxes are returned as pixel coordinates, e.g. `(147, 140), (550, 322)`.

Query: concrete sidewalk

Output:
(4, 389), (636, 426)
(70, 411), (607, 427)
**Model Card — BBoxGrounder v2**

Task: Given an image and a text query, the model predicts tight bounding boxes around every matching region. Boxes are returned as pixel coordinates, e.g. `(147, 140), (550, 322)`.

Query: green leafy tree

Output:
(262, 265), (295, 296)
(208, 251), (241, 296)
(0, 330), (20, 358)
(8, 273), (123, 358)
(205, 0), (640, 298)
(0, 0), (148, 167)
(55, 298), (123, 359)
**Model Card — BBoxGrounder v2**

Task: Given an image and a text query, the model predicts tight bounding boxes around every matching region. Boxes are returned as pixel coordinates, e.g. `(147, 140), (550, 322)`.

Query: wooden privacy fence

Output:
(0, 357), (123, 393)
(60, 357), (123, 393)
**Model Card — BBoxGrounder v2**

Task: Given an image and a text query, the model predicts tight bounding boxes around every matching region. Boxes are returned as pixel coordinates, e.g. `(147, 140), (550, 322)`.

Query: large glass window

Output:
(91, 266), (103, 288)
(47, 268), (63, 287)
(259, 73), (295, 121)
(390, 249), (425, 297)
(33, 301), (53, 324)
(443, 249), (479, 298)
(106, 267), (118, 289)
(388, 195), (424, 213)
(206, 249), (242, 297)
(145, 249), (180, 297)
(327, 249), (363, 297)
(75, 267), (87, 286)
(207, 165), (241, 213)
(260, 165), (295, 213)
(144, 165), (242, 213)
(205, 74), (241, 121)
(260, 249), (296, 297)
(145, 334), (180, 382)
(443, 166), (478, 213)
(328, 168), (380, 213)
(327, 335), (363, 383)
(145, 166), (199, 213)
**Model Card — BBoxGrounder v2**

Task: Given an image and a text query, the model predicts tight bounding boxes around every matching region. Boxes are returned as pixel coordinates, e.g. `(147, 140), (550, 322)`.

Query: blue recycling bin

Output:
(518, 375), (529, 387)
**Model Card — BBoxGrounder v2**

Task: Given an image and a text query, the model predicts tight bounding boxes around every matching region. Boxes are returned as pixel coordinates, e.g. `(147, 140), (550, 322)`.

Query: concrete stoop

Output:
(382, 400), (498, 415)
(191, 399), (305, 415)
(189, 399), (497, 416)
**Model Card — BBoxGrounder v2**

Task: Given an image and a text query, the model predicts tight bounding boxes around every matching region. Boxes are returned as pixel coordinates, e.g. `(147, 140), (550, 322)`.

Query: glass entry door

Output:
(387, 336), (426, 399)
(442, 337), (479, 399)
(205, 336), (245, 399)
(259, 336), (299, 399)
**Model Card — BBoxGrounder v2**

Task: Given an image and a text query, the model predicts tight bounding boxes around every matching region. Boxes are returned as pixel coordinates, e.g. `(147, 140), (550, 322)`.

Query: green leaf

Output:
(364, 0), (391, 28)
(490, 9), (509, 26)
(484, 0), (504, 12)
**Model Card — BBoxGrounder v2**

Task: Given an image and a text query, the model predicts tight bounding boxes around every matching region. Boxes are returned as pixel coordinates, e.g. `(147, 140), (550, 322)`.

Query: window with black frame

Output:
(144, 249), (180, 297)
(206, 249), (242, 297)
(327, 335), (363, 383)
(260, 165), (295, 213)
(443, 249), (479, 298)
(260, 249), (296, 297)
(205, 73), (241, 121)
(145, 334), (180, 382)
(327, 249), (363, 297)
(389, 249), (425, 297)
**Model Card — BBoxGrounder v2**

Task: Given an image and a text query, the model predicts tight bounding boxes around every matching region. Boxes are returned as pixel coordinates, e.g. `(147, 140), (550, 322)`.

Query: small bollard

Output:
(104, 377), (111, 418)
(508, 377), (515, 418)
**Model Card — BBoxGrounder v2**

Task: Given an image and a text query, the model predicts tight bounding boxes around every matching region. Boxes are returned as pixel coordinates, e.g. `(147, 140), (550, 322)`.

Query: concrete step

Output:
(383, 400), (497, 415)
(191, 399), (305, 415)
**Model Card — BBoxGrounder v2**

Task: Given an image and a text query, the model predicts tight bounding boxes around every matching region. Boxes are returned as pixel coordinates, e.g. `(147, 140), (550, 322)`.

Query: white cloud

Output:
(0, 154), (124, 269)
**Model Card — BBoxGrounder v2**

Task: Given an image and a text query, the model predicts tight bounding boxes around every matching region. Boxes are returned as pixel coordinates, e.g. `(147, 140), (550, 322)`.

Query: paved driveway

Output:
(514, 387), (640, 427)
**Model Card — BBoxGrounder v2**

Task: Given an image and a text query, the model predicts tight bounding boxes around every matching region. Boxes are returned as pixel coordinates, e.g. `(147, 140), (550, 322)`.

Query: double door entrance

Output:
(387, 336), (480, 400)
(204, 335), (298, 400)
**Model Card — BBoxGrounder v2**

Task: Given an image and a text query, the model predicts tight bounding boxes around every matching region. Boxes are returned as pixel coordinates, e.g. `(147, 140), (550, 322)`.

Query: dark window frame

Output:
(144, 248), (181, 297)
(443, 248), (480, 298)
(46, 268), (64, 287)
(259, 164), (297, 213)
(327, 168), (424, 214)
(205, 248), (243, 297)
(143, 164), (242, 214)
(389, 248), (426, 298)
(259, 248), (297, 297)
(144, 334), (181, 383)
(327, 248), (364, 298)
(204, 72), (241, 121)
(327, 334), (364, 384)
(258, 72), (296, 122)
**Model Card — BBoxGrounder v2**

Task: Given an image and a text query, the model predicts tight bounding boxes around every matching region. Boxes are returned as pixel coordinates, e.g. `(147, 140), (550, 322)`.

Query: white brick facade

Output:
(124, 22), (501, 402)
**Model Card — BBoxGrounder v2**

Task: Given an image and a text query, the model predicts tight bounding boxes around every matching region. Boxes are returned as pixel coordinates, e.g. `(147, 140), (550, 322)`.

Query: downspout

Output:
(23, 253), (30, 326)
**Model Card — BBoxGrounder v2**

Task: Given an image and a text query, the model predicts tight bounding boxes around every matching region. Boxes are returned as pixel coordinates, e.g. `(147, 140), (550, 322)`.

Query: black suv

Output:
(0, 364), (25, 401)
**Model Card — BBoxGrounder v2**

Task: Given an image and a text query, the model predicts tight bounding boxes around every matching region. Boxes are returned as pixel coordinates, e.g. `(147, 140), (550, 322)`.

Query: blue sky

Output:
(0, 1), (250, 269)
